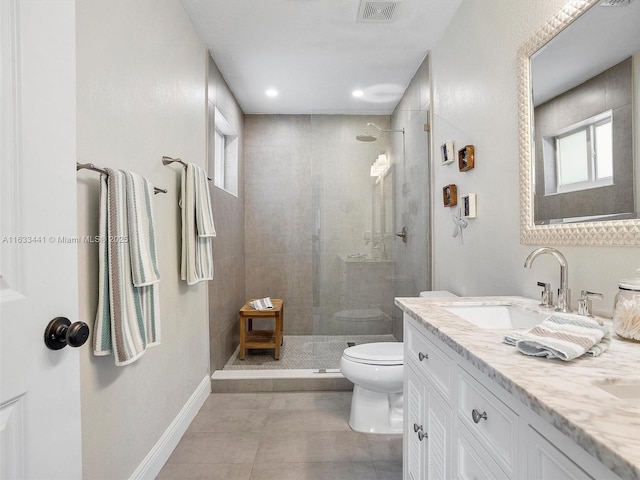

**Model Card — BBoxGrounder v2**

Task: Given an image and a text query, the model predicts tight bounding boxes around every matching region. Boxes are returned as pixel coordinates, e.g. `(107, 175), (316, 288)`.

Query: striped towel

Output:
(504, 314), (610, 361)
(180, 163), (216, 285)
(124, 171), (160, 287)
(94, 169), (161, 366)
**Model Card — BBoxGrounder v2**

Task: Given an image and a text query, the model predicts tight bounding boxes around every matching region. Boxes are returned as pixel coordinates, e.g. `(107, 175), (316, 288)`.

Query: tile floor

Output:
(223, 335), (397, 370)
(157, 391), (403, 480)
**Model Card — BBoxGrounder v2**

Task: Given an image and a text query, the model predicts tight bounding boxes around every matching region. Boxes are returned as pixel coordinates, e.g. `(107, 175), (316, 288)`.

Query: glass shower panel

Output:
(311, 114), (396, 338)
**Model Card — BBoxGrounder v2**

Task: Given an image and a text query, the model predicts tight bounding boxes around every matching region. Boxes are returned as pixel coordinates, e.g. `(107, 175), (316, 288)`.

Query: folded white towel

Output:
(504, 314), (610, 361)
(180, 163), (216, 285)
(249, 297), (274, 310)
(94, 169), (161, 366)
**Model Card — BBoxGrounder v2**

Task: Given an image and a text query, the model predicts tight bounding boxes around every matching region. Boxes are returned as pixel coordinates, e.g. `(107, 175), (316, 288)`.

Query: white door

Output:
(1, 1), (82, 479)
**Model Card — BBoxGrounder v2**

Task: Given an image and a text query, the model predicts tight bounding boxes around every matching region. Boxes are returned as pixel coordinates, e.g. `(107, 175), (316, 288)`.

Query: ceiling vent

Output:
(599, 0), (631, 6)
(357, 1), (402, 23)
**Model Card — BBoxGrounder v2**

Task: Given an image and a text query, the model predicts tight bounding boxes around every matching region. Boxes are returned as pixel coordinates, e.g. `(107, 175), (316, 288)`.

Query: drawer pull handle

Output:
(418, 352), (428, 361)
(417, 430), (427, 441)
(472, 409), (488, 424)
(413, 423), (422, 432)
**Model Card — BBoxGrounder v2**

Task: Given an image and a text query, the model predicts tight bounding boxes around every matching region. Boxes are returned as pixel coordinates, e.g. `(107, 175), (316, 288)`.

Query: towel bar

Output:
(76, 162), (167, 194)
(162, 156), (212, 181)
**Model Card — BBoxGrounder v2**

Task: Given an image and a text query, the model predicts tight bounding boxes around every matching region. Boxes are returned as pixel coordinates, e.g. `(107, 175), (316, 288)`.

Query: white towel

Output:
(249, 297), (274, 310)
(180, 163), (215, 285)
(504, 314), (610, 361)
(94, 169), (161, 366)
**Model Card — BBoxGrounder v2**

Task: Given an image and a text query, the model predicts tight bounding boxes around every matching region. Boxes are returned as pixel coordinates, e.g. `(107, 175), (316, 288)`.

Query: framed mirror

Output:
(519, 0), (640, 246)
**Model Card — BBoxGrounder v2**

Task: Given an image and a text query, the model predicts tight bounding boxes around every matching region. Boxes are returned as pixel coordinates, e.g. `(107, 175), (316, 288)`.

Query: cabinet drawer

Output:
(405, 321), (453, 401)
(456, 366), (518, 476)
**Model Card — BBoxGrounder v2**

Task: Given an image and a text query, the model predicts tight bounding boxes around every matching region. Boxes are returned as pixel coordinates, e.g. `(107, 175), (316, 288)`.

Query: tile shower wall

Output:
(207, 56), (247, 372)
(244, 114), (390, 335)
(244, 115), (314, 334)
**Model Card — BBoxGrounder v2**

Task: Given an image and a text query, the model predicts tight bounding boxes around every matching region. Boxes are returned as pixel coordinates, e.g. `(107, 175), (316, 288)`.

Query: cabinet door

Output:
(426, 387), (452, 479)
(456, 426), (509, 480)
(526, 426), (593, 480)
(405, 365), (426, 480)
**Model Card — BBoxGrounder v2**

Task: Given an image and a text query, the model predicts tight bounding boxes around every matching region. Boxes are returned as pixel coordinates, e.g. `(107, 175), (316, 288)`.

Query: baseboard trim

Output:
(129, 375), (210, 480)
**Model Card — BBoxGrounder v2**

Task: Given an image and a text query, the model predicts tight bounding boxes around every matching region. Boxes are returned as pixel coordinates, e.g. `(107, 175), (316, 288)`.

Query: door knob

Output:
(44, 317), (90, 350)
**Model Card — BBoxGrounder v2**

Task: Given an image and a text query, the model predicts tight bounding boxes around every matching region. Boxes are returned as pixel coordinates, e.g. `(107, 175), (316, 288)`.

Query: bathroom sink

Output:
(442, 303), (548, 330)
(594, 380), (640, 400)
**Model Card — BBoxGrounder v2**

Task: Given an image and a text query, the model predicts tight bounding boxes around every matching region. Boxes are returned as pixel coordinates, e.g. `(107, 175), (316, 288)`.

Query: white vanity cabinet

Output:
(525, 425), (592, 480)
(454, 365), (518, 479)
(404, 318), (453, 479)
(403, 313), (618, 480)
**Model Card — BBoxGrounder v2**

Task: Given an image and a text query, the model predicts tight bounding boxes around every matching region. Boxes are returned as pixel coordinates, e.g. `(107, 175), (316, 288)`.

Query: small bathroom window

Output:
(209, 105), (238, 196)
(543, 110), (613, 195)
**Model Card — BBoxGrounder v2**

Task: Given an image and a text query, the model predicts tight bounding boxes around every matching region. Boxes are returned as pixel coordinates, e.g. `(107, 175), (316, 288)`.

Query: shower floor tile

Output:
(223, 334), (396, 370)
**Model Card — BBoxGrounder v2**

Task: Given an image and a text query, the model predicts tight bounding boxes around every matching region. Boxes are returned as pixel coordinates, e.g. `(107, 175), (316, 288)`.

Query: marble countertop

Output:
(395, 296), (640, 480)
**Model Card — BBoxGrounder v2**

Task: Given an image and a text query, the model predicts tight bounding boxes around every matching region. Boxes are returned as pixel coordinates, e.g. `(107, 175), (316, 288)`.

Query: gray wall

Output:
(207, 57), (247, 372)
(431, 0), (638, 315)
(534, 58), (634, 222)
(243, 115), (314, 333)
(76, 1), (210, 478)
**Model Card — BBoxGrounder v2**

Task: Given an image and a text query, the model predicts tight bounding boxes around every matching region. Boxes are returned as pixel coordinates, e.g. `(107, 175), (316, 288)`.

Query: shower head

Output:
(366, 122), (405, 134)
(356, 133), (377, 142)
(356, 122), (405, 141)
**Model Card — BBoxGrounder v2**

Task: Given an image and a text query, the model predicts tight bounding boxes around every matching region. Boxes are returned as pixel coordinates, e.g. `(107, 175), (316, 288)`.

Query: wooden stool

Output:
(239, 299), (284, 360)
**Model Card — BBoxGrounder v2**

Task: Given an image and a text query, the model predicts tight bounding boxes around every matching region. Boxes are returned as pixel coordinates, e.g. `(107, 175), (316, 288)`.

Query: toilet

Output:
(340, 290), (458, 434)
(340, 341), (404, 433)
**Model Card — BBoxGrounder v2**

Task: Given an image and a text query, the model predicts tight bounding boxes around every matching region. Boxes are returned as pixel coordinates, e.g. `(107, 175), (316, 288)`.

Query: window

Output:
(551, 111), (613, 194)
(208, 105), (238, 196)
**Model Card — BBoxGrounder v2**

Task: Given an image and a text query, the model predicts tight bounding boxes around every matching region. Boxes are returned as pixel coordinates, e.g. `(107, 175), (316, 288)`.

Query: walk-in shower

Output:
(220, 112), (430, 377)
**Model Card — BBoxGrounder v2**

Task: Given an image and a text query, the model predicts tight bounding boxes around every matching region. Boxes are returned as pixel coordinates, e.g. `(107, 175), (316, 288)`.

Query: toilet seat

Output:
(342, 342), (403, 366)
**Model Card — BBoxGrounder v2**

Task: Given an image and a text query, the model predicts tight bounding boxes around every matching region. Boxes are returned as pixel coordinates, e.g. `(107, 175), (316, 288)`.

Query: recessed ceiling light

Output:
(265, 88), (278, 97)
(352, 90), (364, 98)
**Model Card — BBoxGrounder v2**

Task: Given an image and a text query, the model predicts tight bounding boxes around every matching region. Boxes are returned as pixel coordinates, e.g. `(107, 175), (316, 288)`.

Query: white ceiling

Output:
(180, 0), (463, 115)
(532, 0), (640, 106)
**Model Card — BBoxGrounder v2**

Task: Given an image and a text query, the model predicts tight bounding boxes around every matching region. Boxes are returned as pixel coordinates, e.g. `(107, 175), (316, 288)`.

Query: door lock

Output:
(44, 317), (90, 350)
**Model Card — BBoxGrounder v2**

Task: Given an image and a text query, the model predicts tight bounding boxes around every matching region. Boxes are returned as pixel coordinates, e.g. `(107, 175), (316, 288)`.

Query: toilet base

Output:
(348, 385), (403, 434)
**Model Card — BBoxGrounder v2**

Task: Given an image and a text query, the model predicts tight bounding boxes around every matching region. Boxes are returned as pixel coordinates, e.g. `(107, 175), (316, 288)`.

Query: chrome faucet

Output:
(524, 247), (571, 313)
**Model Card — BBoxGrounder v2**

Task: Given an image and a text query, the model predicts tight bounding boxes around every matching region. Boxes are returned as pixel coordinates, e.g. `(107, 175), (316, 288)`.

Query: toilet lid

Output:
(342, 342), (403, 365)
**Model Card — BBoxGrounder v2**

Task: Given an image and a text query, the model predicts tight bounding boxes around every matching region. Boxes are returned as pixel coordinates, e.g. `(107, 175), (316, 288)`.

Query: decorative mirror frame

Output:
(518, 0), (640, 246)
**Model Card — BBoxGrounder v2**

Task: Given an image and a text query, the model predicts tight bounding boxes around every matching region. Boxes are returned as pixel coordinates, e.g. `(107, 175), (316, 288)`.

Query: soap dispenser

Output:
(612, 268), (640, 341)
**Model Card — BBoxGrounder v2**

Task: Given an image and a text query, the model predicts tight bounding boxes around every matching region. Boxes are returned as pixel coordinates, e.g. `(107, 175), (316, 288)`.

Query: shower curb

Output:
(211, 369), (353, 393)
